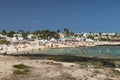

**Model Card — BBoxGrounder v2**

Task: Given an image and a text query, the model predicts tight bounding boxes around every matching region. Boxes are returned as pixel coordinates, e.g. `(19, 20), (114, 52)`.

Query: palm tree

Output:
(98, 32), (102, 41)
(99, 32), (102, 37)
(7, 31), (15, 37)
(57, 29), (60, 33)
(1, 30), (7, 35)
(74, 34), (78, 37)
(18, 30), (30, 39)
(113, 32), (118, 37)
(18, 30), (25, 34)
(69, 31), (74, 36)
(43, 29), (50, 39)
(64, 28), (69, 37)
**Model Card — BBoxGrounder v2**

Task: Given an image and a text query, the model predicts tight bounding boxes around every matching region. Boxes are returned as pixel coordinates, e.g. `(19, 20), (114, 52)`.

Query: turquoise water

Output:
(33, 46), (120, 58)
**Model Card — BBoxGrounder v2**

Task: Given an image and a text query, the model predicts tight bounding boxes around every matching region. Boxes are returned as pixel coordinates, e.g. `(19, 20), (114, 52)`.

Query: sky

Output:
(0, 0), (120, 33)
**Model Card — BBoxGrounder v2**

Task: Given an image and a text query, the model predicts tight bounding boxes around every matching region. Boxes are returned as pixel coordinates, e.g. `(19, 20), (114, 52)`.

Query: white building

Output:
(27, 34), (34, 39)
(12, 34), (23, 41)
(27, 34), (38, 41)
(0, 34), (7, 39)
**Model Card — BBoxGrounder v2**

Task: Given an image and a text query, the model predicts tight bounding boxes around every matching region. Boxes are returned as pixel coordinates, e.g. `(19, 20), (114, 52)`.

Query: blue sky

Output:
(0, 0), (120, 32)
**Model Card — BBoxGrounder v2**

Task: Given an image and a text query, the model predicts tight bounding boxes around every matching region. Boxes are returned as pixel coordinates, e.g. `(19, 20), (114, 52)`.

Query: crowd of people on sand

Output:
(2, 40), (117, 55)
(0, 40), (96, 56)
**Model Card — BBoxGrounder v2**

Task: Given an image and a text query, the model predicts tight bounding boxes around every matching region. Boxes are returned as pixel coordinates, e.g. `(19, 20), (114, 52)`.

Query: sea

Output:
(32, 46), (120, 58)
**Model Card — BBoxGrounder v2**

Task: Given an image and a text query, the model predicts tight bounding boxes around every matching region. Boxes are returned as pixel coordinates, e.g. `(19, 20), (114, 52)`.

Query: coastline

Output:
(0, 55), (120, 80)
(7, 53), (120, 67)
(1, 41), (120, 55)
(94, 41), (120, 46)
(0, 43), (74, 54)
(0, 42), (120, 80)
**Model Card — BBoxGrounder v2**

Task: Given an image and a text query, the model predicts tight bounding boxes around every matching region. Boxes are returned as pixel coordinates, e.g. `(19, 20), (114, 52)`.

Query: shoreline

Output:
(1, 41), (120, 55)
(0, 43), (74, 54)
(7, 52), (120, 60)
(1, 42), (120, 59)
(94, 41), (120, 46)
(6, 53), (120, 68)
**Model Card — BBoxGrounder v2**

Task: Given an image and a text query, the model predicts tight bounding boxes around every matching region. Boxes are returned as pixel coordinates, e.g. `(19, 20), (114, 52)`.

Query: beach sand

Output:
(0, 56), (120, 80)
(0, 43), (74, 55)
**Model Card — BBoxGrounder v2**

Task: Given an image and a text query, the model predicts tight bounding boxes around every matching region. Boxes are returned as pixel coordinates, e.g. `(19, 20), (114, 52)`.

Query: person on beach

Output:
(16, 47), (18, 52)
(38, 48), (41, 51)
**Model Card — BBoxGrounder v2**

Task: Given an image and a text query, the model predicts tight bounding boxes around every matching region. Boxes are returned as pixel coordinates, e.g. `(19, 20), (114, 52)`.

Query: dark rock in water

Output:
(7, 53), (120, 68)
(102, 61), (115, 68)
(96, 44), (120, 46)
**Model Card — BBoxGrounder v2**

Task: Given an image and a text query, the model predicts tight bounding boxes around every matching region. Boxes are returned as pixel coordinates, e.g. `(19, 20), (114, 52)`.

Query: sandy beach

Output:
(1, 41), (120, 55)
(0, 42), (75, 55)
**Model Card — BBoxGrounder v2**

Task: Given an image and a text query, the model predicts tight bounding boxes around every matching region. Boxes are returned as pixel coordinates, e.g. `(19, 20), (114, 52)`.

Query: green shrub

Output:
(0, 39), (10, 44)
(13, 69), (30, 75)
(93, 62), (103, 68)
(13, 64), (29, 69)
(13, 64), (31, 75)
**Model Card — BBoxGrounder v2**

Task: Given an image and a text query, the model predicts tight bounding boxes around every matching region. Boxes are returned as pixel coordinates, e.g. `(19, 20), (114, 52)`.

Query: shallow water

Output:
(32, 46), (120, 58)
